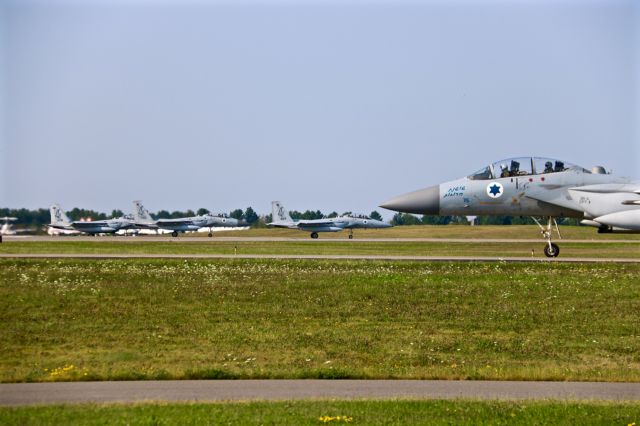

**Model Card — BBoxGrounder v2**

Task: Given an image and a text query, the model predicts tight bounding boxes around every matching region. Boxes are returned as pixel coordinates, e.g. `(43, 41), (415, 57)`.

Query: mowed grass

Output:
(2, 400), (640, 425)
(211, 225), (640, 240)
(1, 259), (638, 383)
(2, 240), (639, 258)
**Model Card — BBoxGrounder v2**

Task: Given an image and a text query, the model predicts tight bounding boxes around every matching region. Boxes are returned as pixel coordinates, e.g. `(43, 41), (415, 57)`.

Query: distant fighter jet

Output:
(380, 157), (639, 257)
(0, 217), (36, 236)
(48, 204), (132, 236)
(46, 207), (80, 235)
(1, 217), (18, 236)
(268, 201), (391, 239)
(132, 201), (247, 237)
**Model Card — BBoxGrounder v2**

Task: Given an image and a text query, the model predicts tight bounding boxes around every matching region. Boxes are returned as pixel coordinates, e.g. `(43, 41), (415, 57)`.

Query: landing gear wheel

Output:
(544, 243), (560, 258)
(172, 231), (178, 237)
(208, 232), (213, 237)
(310, 232), (319, 239)
(348, 234), (353, 239)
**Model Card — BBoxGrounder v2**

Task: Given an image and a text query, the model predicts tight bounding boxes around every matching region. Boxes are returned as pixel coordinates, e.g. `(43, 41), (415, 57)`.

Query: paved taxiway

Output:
(1, 380), (639, 405)
(1, 253), (639, 263)
(5, 236), (640, 243)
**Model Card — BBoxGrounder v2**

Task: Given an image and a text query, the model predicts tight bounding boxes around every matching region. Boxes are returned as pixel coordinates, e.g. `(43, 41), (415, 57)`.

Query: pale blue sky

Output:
(1, 0), (638, 217)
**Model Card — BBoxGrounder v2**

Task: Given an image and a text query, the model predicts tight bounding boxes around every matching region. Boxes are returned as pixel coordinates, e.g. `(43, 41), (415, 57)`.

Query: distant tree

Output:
(68, 208), (107, 221)
(476, 216), (512, 225)
(169, 210), (194, 219)
(300, 210), (324, 220)
(289, 210), (302, 220)
(155, 210), (171, 219)
(264, 213), (273, 223)
(197, 208), (210, 216)
(0, 207), (49, 228)
(369, 211), (383, 221)
(327, 211), (339, 218)
(421, 215), (451, 225)
(110, 209), (124, 218)
(558, 217), (581, 226)
(341, 211), (352, 217)
(229, 209), (244, 220)
(391, 213), (421, 226)
(449, 215), (470, 225)
(244, 207), (259, 225)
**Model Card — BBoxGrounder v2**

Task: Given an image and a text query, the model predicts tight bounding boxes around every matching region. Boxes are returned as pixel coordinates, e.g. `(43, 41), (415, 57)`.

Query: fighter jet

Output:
(380, 157), (639, 257)
(268, 201), (392, 239)
(46, 206), (80, 235)
(132, 201), (247, 237)
(1, 217), (18, 236)
(131, 200), (158, 230)
(48, 204), (133, 236)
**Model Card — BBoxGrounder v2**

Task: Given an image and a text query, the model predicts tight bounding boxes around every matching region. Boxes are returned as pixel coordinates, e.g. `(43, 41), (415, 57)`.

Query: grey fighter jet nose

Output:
(379, 185), (440, 215)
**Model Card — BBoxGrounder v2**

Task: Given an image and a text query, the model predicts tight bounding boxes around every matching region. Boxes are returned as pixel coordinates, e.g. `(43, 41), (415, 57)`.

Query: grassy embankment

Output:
(1, 259), (638, 382)
(1, 400), (639, 425)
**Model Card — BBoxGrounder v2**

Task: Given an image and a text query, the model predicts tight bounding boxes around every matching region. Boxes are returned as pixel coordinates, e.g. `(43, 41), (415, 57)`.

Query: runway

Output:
(1, 253), (639, 263)
(1, 380), (639, 405)
(4, 235), (640, 243)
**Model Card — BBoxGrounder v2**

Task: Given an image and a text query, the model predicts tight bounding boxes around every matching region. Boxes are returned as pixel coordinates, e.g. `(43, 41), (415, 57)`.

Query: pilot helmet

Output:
(545, 161), (552, 168)
(500, 163), (508, 170)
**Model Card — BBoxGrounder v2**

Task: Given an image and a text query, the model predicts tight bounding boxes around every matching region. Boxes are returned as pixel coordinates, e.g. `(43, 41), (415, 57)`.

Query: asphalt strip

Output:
(1, 380), (639, 405)
(0, 253), (639, 263)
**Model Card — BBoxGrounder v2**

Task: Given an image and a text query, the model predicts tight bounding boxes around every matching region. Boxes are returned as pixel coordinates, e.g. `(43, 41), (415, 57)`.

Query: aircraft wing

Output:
(13, 228), (36, 234)
(296, 219), (336, 227)
(47, 223), (75, 231)
(523, 184), (583, 212)
(568, 183), (640, 195)
(525, 183), (640, 212)
(132, 222), (159, 229)
(267, 221), (297, 229)
(156, 218), (195, 227)
(71, 221), (106, 229)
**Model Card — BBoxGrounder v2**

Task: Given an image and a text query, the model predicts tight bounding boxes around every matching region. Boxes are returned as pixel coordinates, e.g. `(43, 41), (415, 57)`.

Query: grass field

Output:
(1, 400), (639, 425)
(1, 258), (638, 383)
(3, 226), (638, 258)
(2, 241), (640, 259)
(210, 225), (640, 240)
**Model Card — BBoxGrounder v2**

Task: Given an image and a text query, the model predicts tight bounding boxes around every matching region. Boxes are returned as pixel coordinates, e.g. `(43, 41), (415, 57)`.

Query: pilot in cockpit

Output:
(544, 161), (554, 174)
(554, 161), (565, 172)
(500, 164), (509, 178)
(510, 160), (520, 176)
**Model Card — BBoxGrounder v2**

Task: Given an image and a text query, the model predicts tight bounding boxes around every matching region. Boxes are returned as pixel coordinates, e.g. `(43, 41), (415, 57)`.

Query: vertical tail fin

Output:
(50, 204), (71, 226)
(132, 200), (153, 222)
(272, 201), (292, 222)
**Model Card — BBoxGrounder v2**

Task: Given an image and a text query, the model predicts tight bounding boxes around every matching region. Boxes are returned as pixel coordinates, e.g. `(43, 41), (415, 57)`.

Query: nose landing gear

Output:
(532, 216), (561, 258)
(310, 232), (319, 239)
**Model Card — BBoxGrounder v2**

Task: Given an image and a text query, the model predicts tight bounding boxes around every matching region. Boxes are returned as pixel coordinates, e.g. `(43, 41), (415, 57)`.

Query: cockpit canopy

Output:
(467, 157), (589, 180)
(205, 213), (229, 218)
(340, 213), (371, 219)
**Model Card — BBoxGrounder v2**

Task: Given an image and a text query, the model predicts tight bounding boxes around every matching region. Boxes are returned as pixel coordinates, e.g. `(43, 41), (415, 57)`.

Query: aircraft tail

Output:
(50, 204), (71, 226)
(132, 200), (154, 222)
(272, 201), (292, 223)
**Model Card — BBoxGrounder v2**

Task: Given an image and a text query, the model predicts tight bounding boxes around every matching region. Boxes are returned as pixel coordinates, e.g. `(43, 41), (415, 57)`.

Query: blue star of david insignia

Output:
(489, 184), (501, 196)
